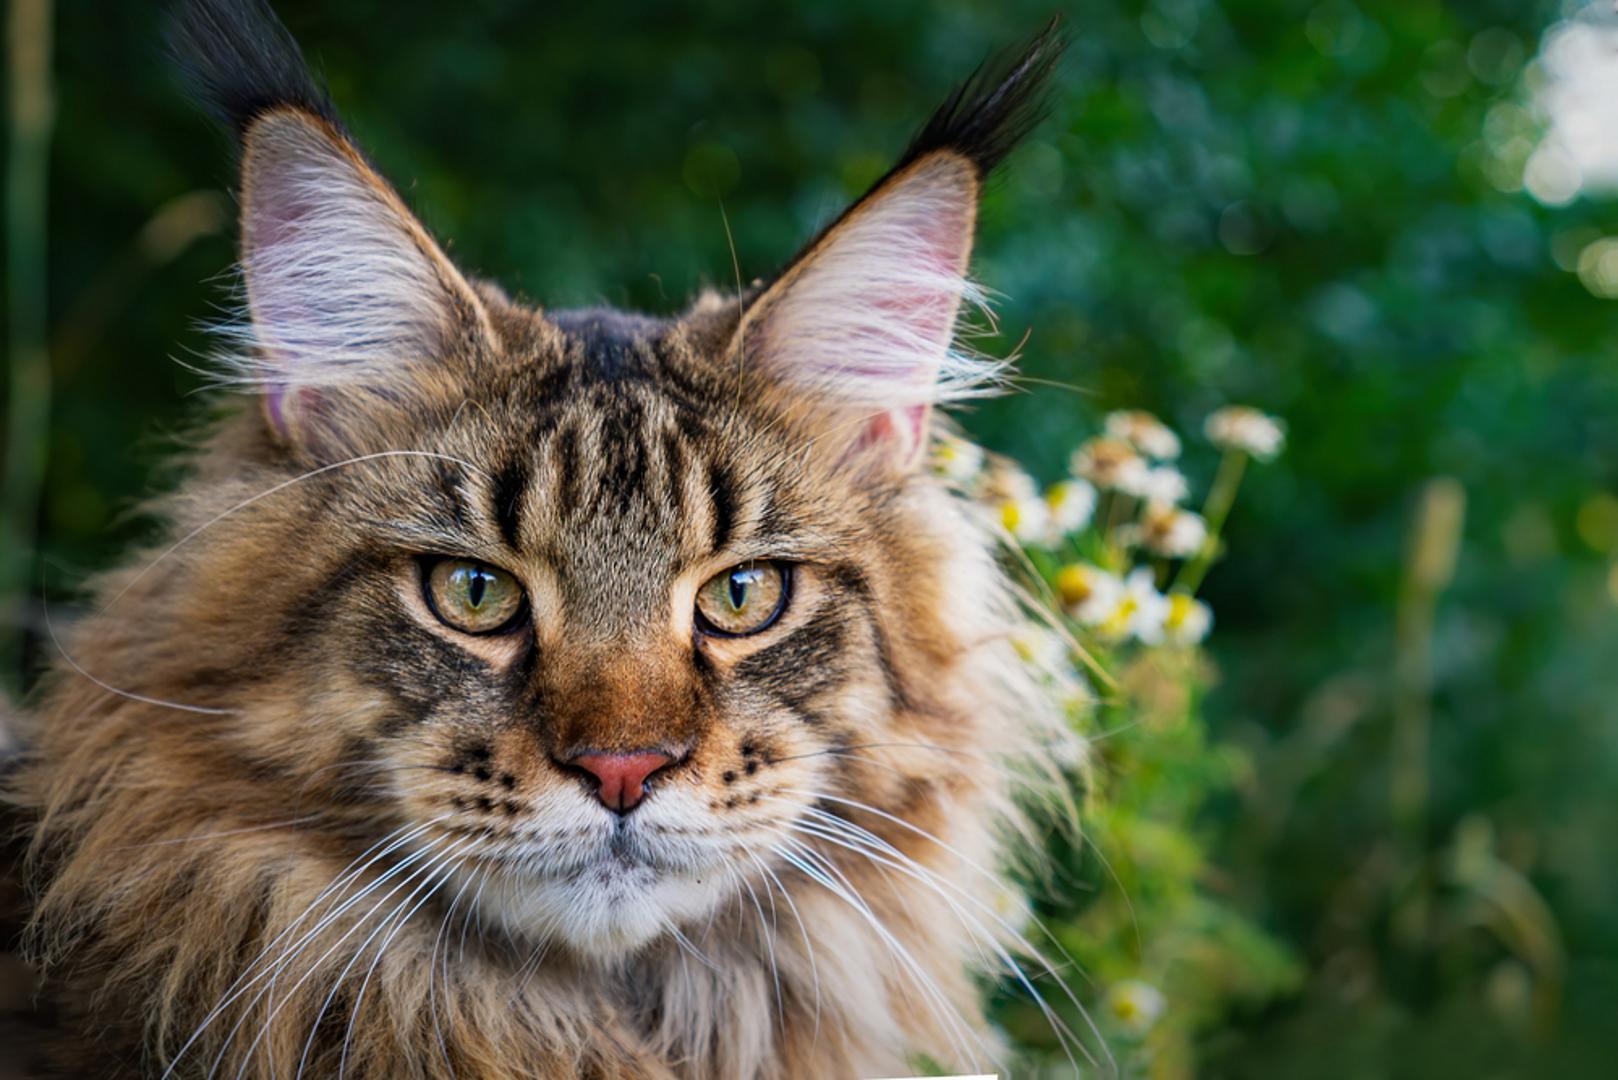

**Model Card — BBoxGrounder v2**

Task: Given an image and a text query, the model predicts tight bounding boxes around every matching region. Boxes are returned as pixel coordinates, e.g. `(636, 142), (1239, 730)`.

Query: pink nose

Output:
(566, 751), (675, 814)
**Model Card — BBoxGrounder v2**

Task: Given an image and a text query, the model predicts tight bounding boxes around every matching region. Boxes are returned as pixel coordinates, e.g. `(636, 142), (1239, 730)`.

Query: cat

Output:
(3, 1), (1077, 1076)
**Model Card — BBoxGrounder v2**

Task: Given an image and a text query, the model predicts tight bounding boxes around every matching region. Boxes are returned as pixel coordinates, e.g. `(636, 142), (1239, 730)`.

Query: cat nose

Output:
(564, 750), (676, 814)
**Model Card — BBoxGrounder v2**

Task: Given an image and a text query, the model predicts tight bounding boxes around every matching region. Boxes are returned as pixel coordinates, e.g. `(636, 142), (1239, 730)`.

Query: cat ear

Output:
(235, 110), (493, 443)
(734, 20), (1064, 477)
(169, 0), (493, 451)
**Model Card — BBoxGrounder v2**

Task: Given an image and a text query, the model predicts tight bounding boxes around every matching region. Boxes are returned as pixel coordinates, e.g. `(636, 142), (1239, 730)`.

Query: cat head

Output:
(156, 0), (1064, 958)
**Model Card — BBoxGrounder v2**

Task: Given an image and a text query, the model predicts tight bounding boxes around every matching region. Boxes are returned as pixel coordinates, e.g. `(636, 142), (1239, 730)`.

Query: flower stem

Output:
(1102, 490), (1134, 571)
(1174, 449), (1247, 595)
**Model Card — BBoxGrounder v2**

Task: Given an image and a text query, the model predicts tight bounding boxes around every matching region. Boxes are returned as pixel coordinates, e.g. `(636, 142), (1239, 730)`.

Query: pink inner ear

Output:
(263, 383), (291, 439)
(752, 154), (980, 409)
(876, 196), (974, 349)
(244, 149), (331, 354)
(841, 403), (931, 472)
(261, 383), (332, 447)
(828, 186), (975, 388)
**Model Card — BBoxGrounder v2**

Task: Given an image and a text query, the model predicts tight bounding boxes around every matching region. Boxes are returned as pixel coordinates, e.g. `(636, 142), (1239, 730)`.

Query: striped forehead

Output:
(475, 308), (763, 621)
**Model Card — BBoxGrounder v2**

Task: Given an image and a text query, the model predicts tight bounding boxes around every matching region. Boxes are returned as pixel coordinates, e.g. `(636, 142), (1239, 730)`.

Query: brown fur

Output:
(5, 9), (1073, 1078)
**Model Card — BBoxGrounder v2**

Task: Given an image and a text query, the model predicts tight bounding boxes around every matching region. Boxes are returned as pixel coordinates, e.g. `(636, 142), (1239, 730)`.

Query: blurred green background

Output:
(5, 0), (1617, 1075)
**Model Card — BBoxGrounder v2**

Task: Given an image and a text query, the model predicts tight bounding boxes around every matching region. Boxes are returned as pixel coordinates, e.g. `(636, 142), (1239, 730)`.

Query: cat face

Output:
(175, 95), (1031, 956)
(233, 299), (991, 956)
(86, 4), (1064, 966)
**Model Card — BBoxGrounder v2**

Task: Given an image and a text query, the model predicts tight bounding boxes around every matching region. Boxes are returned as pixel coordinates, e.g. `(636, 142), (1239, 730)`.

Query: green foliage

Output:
(948, 411), (1301, 1075)
(9, 0), (1617, 1075)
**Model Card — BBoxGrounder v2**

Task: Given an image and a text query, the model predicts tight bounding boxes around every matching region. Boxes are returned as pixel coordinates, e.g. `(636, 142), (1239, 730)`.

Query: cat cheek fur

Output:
(7, 2), (1074, 1076)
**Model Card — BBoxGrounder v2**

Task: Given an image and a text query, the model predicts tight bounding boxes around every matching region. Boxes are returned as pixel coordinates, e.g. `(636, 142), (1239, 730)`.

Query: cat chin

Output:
(460, 856), (733, 961)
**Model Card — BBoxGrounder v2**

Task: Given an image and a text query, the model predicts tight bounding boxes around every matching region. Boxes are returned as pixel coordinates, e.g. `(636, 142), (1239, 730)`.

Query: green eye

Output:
(695, 562), (789, 637)
(424, 558), (526, 634)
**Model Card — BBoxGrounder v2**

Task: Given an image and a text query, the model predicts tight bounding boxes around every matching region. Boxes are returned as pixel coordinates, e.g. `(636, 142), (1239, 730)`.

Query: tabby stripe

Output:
(734, 607), (848, 711)
(490, 456), (529, 549)
(828, 562), (911, 711)
(707, 460), (737, 552)
(661, 428), (688, 519)
(555, 424), (580, 512)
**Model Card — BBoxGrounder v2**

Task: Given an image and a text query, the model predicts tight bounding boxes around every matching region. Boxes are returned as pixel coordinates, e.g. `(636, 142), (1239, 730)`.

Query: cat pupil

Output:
(466, 568), (487, 609)
(728, 571), (750, 611)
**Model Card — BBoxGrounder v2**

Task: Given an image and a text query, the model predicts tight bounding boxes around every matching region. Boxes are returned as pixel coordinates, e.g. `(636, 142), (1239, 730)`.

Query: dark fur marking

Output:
(660, 428), (688, 519)
(828, 562), (911, 712)
(598, 395), (649, 514)
(735, 610), (848, 712)
(671, 403), (709, 444)
(707, 461), (736, 552)
(898, 20), (1065, 177)
(271, 553), (381, 662)
(168, 0), (342, 139)
(555, 425), (581, 513)
(355, 610), (492, 730)
(553, 308), (665, 382)
(491, 457), (529, 549)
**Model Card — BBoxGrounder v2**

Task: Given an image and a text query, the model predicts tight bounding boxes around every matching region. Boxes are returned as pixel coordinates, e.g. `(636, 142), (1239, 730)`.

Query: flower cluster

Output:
(951, 405), (1289, 1072)
(934, 406), (1281, 651)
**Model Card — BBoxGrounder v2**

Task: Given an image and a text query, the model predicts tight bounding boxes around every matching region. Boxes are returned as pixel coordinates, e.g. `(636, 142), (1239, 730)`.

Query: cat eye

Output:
(694, 561), (790, 637)
(423, 558), (526, 635)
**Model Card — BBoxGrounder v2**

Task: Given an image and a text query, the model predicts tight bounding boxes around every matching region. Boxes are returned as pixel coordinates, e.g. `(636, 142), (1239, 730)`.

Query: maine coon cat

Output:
(5, 1), (1079, 1075)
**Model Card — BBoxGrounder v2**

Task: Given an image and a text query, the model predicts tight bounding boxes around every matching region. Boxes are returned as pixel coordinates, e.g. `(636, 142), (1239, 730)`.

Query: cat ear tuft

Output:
(168, 0), (341, 139)
(171, 0), (491, 451)
(735, 20), (1065, 477)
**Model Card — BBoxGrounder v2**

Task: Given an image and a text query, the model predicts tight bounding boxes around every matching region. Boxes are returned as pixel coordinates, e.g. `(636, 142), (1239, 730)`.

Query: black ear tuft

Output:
(900, 17), (1067, 177)
(167, 0), (340, 138)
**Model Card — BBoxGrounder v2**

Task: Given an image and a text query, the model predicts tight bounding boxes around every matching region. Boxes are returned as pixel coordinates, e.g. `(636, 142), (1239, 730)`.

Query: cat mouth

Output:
(465, 833), (733, 957)
(488, 823), (695, 883)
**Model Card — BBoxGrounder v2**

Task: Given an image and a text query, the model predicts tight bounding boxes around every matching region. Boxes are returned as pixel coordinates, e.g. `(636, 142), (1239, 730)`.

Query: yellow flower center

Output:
(1100, 597), (1137, 638)
(1055, 564), (1093, 606)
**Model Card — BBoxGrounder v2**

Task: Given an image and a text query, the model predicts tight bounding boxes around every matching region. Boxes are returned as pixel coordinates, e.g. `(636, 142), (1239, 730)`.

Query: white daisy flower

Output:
(1055, 562), (1123, 626)
(1070, 436), (1151, 494)
(1044, 478), (1098, 536)
(980, 460), (1039, 502)
(1127, 501), (1208, 558)
(1105, 979), (1167, 1035)
(1011, 624), (1068, 671)
(1010, 625), (1088, 708)
(1104, 409), (1181, 460)
(1095, 568), (1170, 643)
(929, 434), (985, 486)
(1138, 465), (1189, 505)
(996, 495), (1051, 546)
(1159, 592), (1213, 646)
(1205, 405), (1286, 461)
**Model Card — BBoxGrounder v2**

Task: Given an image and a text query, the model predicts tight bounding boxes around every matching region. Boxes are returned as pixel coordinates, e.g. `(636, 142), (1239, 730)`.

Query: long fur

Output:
(4, 5), (1078, 1078)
